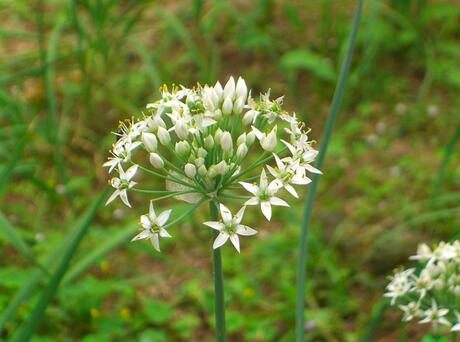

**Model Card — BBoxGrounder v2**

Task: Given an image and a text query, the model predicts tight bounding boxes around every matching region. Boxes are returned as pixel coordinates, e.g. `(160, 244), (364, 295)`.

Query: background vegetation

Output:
(1, 0), (459, 341)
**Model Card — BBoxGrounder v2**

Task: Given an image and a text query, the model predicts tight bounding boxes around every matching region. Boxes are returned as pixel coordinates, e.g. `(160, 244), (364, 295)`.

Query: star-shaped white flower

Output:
(266, 154), (311, 198)
(204, 204), (257, 252)
(239, 169), (288, 221)
(106, 165), (138, 207)
(419, 300), (450, 328)
(131, 201), (172, 252)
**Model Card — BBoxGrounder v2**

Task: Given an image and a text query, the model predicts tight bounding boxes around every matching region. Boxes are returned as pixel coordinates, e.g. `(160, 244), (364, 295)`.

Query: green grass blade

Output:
(0, 132), (28, 196)
(62, 223), (136, 284)
(9, 189), (109, 342)
(363, 299), (390, 342)
(0, 212), (48, 274)
(431, 123), (460, 199)
(294, 1), (364, 341)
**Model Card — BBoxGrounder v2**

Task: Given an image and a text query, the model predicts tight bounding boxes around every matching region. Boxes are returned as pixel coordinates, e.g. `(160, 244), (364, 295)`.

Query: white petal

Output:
(281, 139), (296, 155)
(219, 203), (232, 223)
(244, 197), (259, 206)
(273, 154), (284, 170)
(149, 201), (157, 219)
(303, 164), (322, 175)
(235, 206), (246, 224)
(229, 234), (240, 253)
(150, 234), (160, 252)
(266, 165), (277, 178)
(131, 230), (151, 241)
(159, 228), (171, 238)
(140, 215), (151, 229)
(125, 164), (139, 180)
(260, 201), (272, 220)
(270, 196), (289, 207)
(119, 190), (131, 207)
(157, 209), (172, 226)
(239, 182), (259, 195)
(203, 221), (225, 230)
(259, 169), (268, 189)
(213, 232), (229, 249)
(105, 190), (120, 206)
(284, 184), (298, 198)
(251, 126), (264, 140)
(236, 225), (257, 236)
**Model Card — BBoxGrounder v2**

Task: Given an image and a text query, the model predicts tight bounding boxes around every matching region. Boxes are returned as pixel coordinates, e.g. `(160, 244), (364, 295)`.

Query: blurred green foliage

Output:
(1, 0), (460, 341)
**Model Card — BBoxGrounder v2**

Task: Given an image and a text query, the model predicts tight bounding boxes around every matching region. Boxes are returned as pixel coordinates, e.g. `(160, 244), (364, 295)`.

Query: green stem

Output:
(210, 200), (226, 342)
(294, 1), (364, 341)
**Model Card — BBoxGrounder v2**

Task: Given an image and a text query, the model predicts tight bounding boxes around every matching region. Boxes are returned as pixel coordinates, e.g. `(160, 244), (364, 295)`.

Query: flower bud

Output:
(175, 141), (190, 157)
(261, 127), (277, 152)
(214, 81), (223, 101)
(198, 165), (207, 176)
(236, 143), (248, 160)
(207, 165), (218, 178)
(142, 132), (158, 152)
(246, 131), (256, 146)
(213, 109), (223, 121)
(216, 160), (229, 175)
(184, 163), (196, 178)
(204, 135), (214, 149)
(214, 128), (223, 144)
(222, 96), (233, 116)
(223, 76), (235, 100)
(195, 157), (205, 167)
(147, 116), (166, 130)
(175, 119), (188, 140)
(236, 133), (246, 146)
(235, 77), (248, 102)
(243, 110), (258, 125)
(220, 131), (233, 153)
(157, 126), (170, 145)
(233, 97), (244, 115)
(197, 147), (208, 158)
(149, 153), (164, 169)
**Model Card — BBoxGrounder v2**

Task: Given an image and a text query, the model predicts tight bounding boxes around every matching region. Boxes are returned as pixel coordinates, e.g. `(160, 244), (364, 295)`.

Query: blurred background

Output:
(1, 0), (460, 341)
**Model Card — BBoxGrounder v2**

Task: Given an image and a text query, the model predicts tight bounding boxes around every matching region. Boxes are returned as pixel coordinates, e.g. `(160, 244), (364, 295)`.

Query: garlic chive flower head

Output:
(384, 240), (460, 334)
(104, 77), (319, 252)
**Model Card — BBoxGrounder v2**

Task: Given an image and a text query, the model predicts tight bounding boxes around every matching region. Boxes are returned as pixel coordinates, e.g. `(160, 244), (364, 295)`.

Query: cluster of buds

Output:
(384, 241), (460, 332)
(104, 76), (320, 252)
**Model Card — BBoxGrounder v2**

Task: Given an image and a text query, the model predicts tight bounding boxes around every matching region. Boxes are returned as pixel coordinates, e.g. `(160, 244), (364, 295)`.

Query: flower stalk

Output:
(210, 200), (226, 342)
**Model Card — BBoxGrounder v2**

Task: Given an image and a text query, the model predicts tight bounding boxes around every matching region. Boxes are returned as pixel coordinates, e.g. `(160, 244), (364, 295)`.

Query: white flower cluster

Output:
(103, 76), (320, 252)
(384, 241), (460, 332)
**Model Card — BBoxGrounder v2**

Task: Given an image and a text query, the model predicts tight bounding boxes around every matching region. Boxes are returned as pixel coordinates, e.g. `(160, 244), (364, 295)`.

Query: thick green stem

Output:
(294, 1), (364, 341)
(210, 200), (226, 342)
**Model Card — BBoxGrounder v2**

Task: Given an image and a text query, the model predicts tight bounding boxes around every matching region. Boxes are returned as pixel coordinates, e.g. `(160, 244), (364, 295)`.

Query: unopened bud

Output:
(175, 141), (190, 157)
(157, 126), (170, 145)
(235, 77), (248, 102)
(142, 132), (157, 152)
(149, 153), (164, 169)
(184, 163), (196, 178)
(222, 96), (233, 115)
(236, 144), (248, 160)
(223, 76), (235, 100)
(261, 127), (277, 152)
(220, 131), (233, 152)
(246, 131), (256, 146)
(243, 110), (258, 125)
(204, 135), (214, 149)
(236, 133), (246, 146)
(175, 120), (188, 140)
(198, 165), (207, 176)
(233, 97), (244, 115)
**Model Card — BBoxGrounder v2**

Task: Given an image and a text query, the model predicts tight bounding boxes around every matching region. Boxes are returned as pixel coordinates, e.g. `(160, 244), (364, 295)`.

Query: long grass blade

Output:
(294, 1), (364, 341)
(0, 212), (48, 274)
(9, 189), (109, 342)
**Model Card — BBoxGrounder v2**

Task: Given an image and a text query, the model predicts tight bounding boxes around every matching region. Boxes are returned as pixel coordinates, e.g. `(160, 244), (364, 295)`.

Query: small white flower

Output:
(106, 165), (138, 207)
(399, 302), (420, 322)
(240, 169), (288, 221)
(132, 202), (172, 252)
(252, 126), (277, 152)
(204, 204), (257, 252)
(267, 154), (311, 198)
(419, 300), (450, 328)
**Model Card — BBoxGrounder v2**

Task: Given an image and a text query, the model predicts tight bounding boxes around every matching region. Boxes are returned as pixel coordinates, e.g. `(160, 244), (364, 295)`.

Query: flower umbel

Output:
(384, 240), (460, 333)
(104, 76), (319, 252)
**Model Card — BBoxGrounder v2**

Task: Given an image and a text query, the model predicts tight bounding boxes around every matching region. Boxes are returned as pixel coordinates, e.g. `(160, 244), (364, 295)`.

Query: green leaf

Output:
(9, 189), (109, 342)
(139, 329), (167, 342)
(280, 48), (336, 82)
(143, 299), (173, 325)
